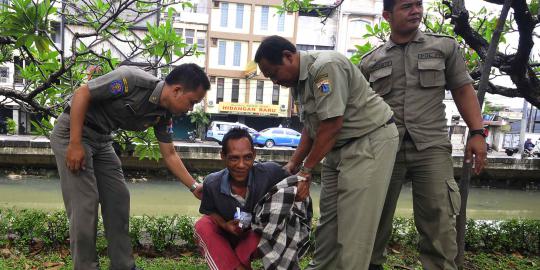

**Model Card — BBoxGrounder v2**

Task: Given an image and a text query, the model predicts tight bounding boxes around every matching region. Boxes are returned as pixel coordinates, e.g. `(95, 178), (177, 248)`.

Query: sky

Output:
(458, 0), (535, 109)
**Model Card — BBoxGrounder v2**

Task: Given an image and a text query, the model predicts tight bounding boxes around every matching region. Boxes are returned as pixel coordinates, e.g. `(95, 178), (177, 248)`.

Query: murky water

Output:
(1, 176), (540, 219)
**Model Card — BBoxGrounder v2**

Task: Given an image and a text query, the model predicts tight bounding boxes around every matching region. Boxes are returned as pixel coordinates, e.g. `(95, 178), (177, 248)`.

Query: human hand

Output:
(222, 219), (242, 236)
(295, 172), (311, 201)
(466, 135), (487, 174)
(283, 161), (300, 175)
(66, 142), (86, 173)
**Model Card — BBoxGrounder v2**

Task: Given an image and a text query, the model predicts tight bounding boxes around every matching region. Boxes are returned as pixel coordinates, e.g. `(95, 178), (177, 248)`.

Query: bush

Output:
(1, 208), (540, 256)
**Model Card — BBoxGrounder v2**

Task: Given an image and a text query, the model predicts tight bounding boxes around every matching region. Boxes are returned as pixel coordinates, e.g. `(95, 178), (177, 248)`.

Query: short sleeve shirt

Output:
(199, 162), (290, 221)
(84, 66), (173, 143)
(359, 31), (473, 151)
(294, 51), (393, 146)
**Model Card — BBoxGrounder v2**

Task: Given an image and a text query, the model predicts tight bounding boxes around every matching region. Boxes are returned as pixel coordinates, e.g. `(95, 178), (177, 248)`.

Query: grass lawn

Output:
(1, 247), (539, 270)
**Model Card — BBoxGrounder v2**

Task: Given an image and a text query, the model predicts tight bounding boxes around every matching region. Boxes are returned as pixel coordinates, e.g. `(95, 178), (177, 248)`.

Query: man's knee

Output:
(195, 215), (219, 236)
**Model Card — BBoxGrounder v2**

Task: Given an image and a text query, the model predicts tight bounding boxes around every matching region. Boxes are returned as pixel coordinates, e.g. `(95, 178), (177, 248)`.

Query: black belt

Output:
(385, 116), (395, 126)
(64, 106), (110, 135)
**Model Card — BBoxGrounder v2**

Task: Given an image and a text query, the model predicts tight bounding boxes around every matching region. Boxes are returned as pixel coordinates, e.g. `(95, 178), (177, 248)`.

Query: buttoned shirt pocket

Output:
(418, 59), (446, 88)
(369, 66), (392, 96)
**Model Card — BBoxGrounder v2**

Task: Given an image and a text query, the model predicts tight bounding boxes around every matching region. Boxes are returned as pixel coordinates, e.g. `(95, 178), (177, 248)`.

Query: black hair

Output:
(254, 35), (297, 65)
(165, 63), (210, 92)
(383, 0), (396, 12)
(222, 127), (254, 155)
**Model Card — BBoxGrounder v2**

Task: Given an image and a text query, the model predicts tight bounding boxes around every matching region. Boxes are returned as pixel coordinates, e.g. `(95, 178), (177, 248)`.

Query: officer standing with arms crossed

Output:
(359, 1), (487, 269)
(255, 35), (399, 270)
(49, 63), (210, 270)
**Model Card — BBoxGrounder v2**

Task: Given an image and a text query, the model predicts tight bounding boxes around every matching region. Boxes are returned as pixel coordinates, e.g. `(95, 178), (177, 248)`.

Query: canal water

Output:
(1, 176), (540, 219)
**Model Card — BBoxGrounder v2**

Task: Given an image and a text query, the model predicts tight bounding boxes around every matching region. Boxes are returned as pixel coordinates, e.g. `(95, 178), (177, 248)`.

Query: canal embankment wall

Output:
(1, 136), (540, 187)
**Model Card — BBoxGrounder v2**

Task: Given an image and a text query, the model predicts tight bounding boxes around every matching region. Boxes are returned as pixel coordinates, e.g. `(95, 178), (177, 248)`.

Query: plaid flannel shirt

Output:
(252, 176), (313, 270)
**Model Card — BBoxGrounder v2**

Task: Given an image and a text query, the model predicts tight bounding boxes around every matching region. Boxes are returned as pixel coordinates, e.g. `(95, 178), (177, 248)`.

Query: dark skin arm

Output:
(208, 213), (242, 236)
(159, 142), (202, 199)
(66, 85), (90, 173)
(283, 127), (313, 175)
(451, 84), (487, 174)
(295, 116), (343, 201)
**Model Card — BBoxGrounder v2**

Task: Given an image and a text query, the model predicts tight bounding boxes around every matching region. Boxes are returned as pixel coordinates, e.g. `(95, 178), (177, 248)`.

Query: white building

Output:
(0, 0), (208, 134)
(205, 0), (297, 130)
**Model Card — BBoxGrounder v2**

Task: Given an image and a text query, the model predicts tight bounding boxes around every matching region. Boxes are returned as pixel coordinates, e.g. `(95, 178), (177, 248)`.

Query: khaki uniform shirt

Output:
(359, 31), (473, 151)
(295, 51), (393, 147)
(84, 66), (173, 143)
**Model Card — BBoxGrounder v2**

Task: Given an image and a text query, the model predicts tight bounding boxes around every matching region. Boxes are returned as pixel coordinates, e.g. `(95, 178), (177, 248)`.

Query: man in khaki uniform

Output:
(255, 35), (399, 270)
(360, 1), (487, 269)
(49, 63), (210, 270)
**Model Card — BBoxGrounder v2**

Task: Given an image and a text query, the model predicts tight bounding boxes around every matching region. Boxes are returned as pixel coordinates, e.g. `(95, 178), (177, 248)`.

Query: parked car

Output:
(206, 121), (257, 144)
(254, 127), (301, 148)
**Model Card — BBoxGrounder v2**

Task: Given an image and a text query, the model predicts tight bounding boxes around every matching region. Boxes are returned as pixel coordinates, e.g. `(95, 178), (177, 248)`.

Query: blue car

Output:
(254, 127), (301, 148)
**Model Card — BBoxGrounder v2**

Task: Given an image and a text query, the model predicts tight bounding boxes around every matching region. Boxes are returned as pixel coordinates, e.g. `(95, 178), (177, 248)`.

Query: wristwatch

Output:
(469, 129), (487, 138)
(299, 165), (313, 175)
(189, 183), (199, 192)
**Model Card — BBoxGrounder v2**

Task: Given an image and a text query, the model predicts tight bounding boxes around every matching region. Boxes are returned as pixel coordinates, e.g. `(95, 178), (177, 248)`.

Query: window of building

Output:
(349, 19), (370, 38)
(233, 42), (241, 66)
(260, 6), (269, 31)
(218, 40), (226, 65)
(185, 29), (195, 46)
(197, 38), (205, 52)
(231, 79), (239, 103)
(0, 67), (8, 83)
(220, 2), (229, 27)
(217, 78), (224, 103)
(256, 80), (264, 103)
(277, 13), (285, 32)
(236, 4), (244, 29)
(272, 84), (280, 105)
(13, 56), (23, 84)
(296, 44), (334, 51)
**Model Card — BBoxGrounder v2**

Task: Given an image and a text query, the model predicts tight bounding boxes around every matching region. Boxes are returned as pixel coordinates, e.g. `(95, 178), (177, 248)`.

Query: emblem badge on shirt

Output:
(110, 78), (128, 95)
(316, 79), (331, 94)
(167, 119), (174, 134)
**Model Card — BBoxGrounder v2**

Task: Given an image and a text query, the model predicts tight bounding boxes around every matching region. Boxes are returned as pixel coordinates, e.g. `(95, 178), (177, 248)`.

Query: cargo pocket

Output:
(369, 66), (392, 96)
(418, 59), (446, 88)
(447, 179), (461, 216)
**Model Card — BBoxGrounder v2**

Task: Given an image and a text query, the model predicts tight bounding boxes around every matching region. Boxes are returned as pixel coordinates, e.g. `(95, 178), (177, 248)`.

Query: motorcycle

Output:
(187, 130), (197, 143)
(524, 144), (540, 158)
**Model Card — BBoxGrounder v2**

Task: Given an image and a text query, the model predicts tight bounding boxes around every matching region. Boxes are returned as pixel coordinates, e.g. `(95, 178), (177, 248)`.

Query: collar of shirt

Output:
(293, 51), (316, 99)
(384, 30), (426, 51)
(149, 81), (165, 105)
(219, 168), (254, 197)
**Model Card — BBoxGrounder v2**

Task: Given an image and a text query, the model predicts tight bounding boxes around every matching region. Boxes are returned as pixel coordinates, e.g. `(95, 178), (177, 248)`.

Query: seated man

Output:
(195, 127), (290, 270)
(525, 138), (535, 152)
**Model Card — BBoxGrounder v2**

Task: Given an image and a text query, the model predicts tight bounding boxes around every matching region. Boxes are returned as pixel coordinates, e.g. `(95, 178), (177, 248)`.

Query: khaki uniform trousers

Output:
(371, 138), (461, 270)
(50, 113), (134, 270)
(307, 123), (399, 270)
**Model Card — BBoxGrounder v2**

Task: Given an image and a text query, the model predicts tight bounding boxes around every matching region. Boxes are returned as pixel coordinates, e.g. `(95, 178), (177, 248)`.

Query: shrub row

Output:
(1, 208), (540, 255)
(389, 217), (540, 255)
(0, 208), (195, 254)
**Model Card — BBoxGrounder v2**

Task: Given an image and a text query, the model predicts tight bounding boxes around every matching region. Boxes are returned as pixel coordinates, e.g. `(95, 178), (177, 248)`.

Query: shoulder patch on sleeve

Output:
(109, 78), (128, 95)
(167, 118), (174, 134)
(316, 78), (331, 95)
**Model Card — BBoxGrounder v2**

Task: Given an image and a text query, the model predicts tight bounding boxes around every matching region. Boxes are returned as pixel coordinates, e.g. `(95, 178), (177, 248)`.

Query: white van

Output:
(206, 121), (258, 144)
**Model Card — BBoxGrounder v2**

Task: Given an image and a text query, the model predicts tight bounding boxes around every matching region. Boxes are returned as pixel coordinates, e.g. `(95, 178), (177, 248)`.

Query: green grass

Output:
(1, 249), (539, 270)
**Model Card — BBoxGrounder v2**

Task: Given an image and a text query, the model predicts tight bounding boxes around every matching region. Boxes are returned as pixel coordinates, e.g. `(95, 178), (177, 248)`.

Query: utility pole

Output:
(518, 99), (528, 156)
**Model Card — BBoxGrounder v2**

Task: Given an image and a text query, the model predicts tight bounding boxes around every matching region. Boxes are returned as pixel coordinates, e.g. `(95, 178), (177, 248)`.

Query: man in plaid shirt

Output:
(195, 128), (290, 270)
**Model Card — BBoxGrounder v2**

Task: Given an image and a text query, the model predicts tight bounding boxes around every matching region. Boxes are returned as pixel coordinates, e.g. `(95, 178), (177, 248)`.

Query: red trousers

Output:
(195, 215), (261, 270)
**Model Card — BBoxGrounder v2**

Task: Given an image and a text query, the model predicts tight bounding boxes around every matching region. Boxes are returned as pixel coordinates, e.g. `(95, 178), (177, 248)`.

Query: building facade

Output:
(205, 0), (298, 131)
